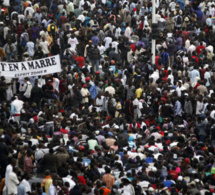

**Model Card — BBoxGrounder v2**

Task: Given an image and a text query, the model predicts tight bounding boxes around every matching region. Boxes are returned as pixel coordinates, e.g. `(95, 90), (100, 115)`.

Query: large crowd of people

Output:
(1, 0), (215, 194)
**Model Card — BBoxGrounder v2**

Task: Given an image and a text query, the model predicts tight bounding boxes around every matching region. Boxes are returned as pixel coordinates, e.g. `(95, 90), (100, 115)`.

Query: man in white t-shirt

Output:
(21, 173), (32, 195)
(104, 35), (113, 49)
(26, 39), (35, 57)
(68, 34), (79, 50)
(39, 37), (50, 57)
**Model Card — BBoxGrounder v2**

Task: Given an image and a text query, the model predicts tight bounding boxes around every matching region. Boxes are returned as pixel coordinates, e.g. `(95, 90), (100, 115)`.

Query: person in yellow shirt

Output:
(46, 32), (53, 46)
(41, 170), (53, 195)
(136, 85), (143, 99)
(47, 21), (57, 39)
(115, 98), (122, 118)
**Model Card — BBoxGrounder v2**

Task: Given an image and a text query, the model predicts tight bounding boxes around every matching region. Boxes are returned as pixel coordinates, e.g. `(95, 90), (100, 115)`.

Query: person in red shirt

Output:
(130, 43), (135, 52)
(196, 42), (205, 55)
(59, 12), (67, 24)
(75, 55), (85, 68)
(168, 166), (179, 180)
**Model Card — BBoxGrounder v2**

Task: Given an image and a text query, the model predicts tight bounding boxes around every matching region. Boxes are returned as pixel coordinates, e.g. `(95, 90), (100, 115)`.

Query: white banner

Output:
(0, 55), (62, 78)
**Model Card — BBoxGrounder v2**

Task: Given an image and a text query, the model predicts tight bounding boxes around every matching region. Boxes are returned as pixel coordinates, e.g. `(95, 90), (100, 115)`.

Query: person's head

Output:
(24, 77), (29, 82)
(10, 158), (17, 167)
(45, 170), (51, 176)
(105, 167), (111, 174)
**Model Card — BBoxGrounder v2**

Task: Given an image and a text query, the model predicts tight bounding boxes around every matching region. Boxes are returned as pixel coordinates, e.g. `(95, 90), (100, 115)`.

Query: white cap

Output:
(178, 176), (183, 181)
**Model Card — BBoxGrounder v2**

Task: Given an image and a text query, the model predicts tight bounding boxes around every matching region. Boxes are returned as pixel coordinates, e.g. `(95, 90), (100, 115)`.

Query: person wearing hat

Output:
(80, 83), (90, 106)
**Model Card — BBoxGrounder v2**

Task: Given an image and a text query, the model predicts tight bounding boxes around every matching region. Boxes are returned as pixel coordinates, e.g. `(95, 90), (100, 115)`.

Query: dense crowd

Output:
(1, 0), (215, 194)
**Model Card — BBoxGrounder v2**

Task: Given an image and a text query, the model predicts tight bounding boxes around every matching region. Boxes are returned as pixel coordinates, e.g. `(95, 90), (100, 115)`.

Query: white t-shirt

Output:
(96, 96), (104, 112)
(26, 41), (35, 57)
(98, 45), (106, 56)
(39, 41), (49, 54)
(112, 41), (119, 53)
(21, 179), (31, 195)
(68, 37), (78, 50)
(104, 37), (113, 49)
(5, 164), (13, 187)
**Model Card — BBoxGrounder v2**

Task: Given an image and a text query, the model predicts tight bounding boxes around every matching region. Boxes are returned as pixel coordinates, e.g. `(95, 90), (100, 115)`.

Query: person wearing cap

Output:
(184, 93), (193, 116)
(80, 83), (90, 106)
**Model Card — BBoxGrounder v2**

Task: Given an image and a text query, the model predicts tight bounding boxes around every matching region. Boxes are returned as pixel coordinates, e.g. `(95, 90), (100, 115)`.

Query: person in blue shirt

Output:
(160, 48), (169, 66)
(194, 7), (203, 21)
(91, 32), (100, 46)
(163, 175), (175, 188)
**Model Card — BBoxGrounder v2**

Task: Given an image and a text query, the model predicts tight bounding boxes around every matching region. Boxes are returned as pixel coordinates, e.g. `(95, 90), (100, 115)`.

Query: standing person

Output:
(23, 149), (37, 173)
(10, 96), (24, 124)
(124, 97), (134, 123)
(0, 137), (9, 179)
(20, 173), (32, 195)
(23, 77), (33, 103)
(102, 167), (115, 189)
(190, 65), (200, 84)
(166, 39), (175, 67)
(31, 79), (43, 108)
(39, 37), (50, 57)
(47, 20), (57, 40)
(173, 97), (182, 117)
(40, 149), (58, 173)
(25, 38), (35, 57)
(48, 179), (58, 195)
(8, 167), (19, 195)
(3, 39), (16, 61)
(5, 159), (17, 191)
(41, 170), (53, 195)
(91, 44), (100, 72)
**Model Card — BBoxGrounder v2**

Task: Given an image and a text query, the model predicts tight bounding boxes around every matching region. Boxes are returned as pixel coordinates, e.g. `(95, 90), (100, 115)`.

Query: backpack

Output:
(176, 15), (182, 25)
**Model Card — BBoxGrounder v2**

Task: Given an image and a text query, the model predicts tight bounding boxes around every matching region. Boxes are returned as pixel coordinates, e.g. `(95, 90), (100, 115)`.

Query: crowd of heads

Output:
(1, 0), (215, 194)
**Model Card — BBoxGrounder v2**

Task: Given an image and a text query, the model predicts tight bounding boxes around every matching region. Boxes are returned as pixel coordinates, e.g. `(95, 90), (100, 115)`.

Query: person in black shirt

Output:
(51, 39), (60, 56)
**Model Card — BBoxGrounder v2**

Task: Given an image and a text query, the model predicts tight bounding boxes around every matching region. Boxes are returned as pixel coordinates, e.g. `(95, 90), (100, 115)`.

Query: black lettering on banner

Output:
(21, 63), (27, 70)
(8, 64), (13, 71)
(50, 57), (57, 65)
(28, 62), (35, 70)
(45, 59), (52, 67)
(40, 60), (46, 68)
(1, 63), (6, 71)
(35, 61), (41, 69)
(13, 63), (19, 71)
